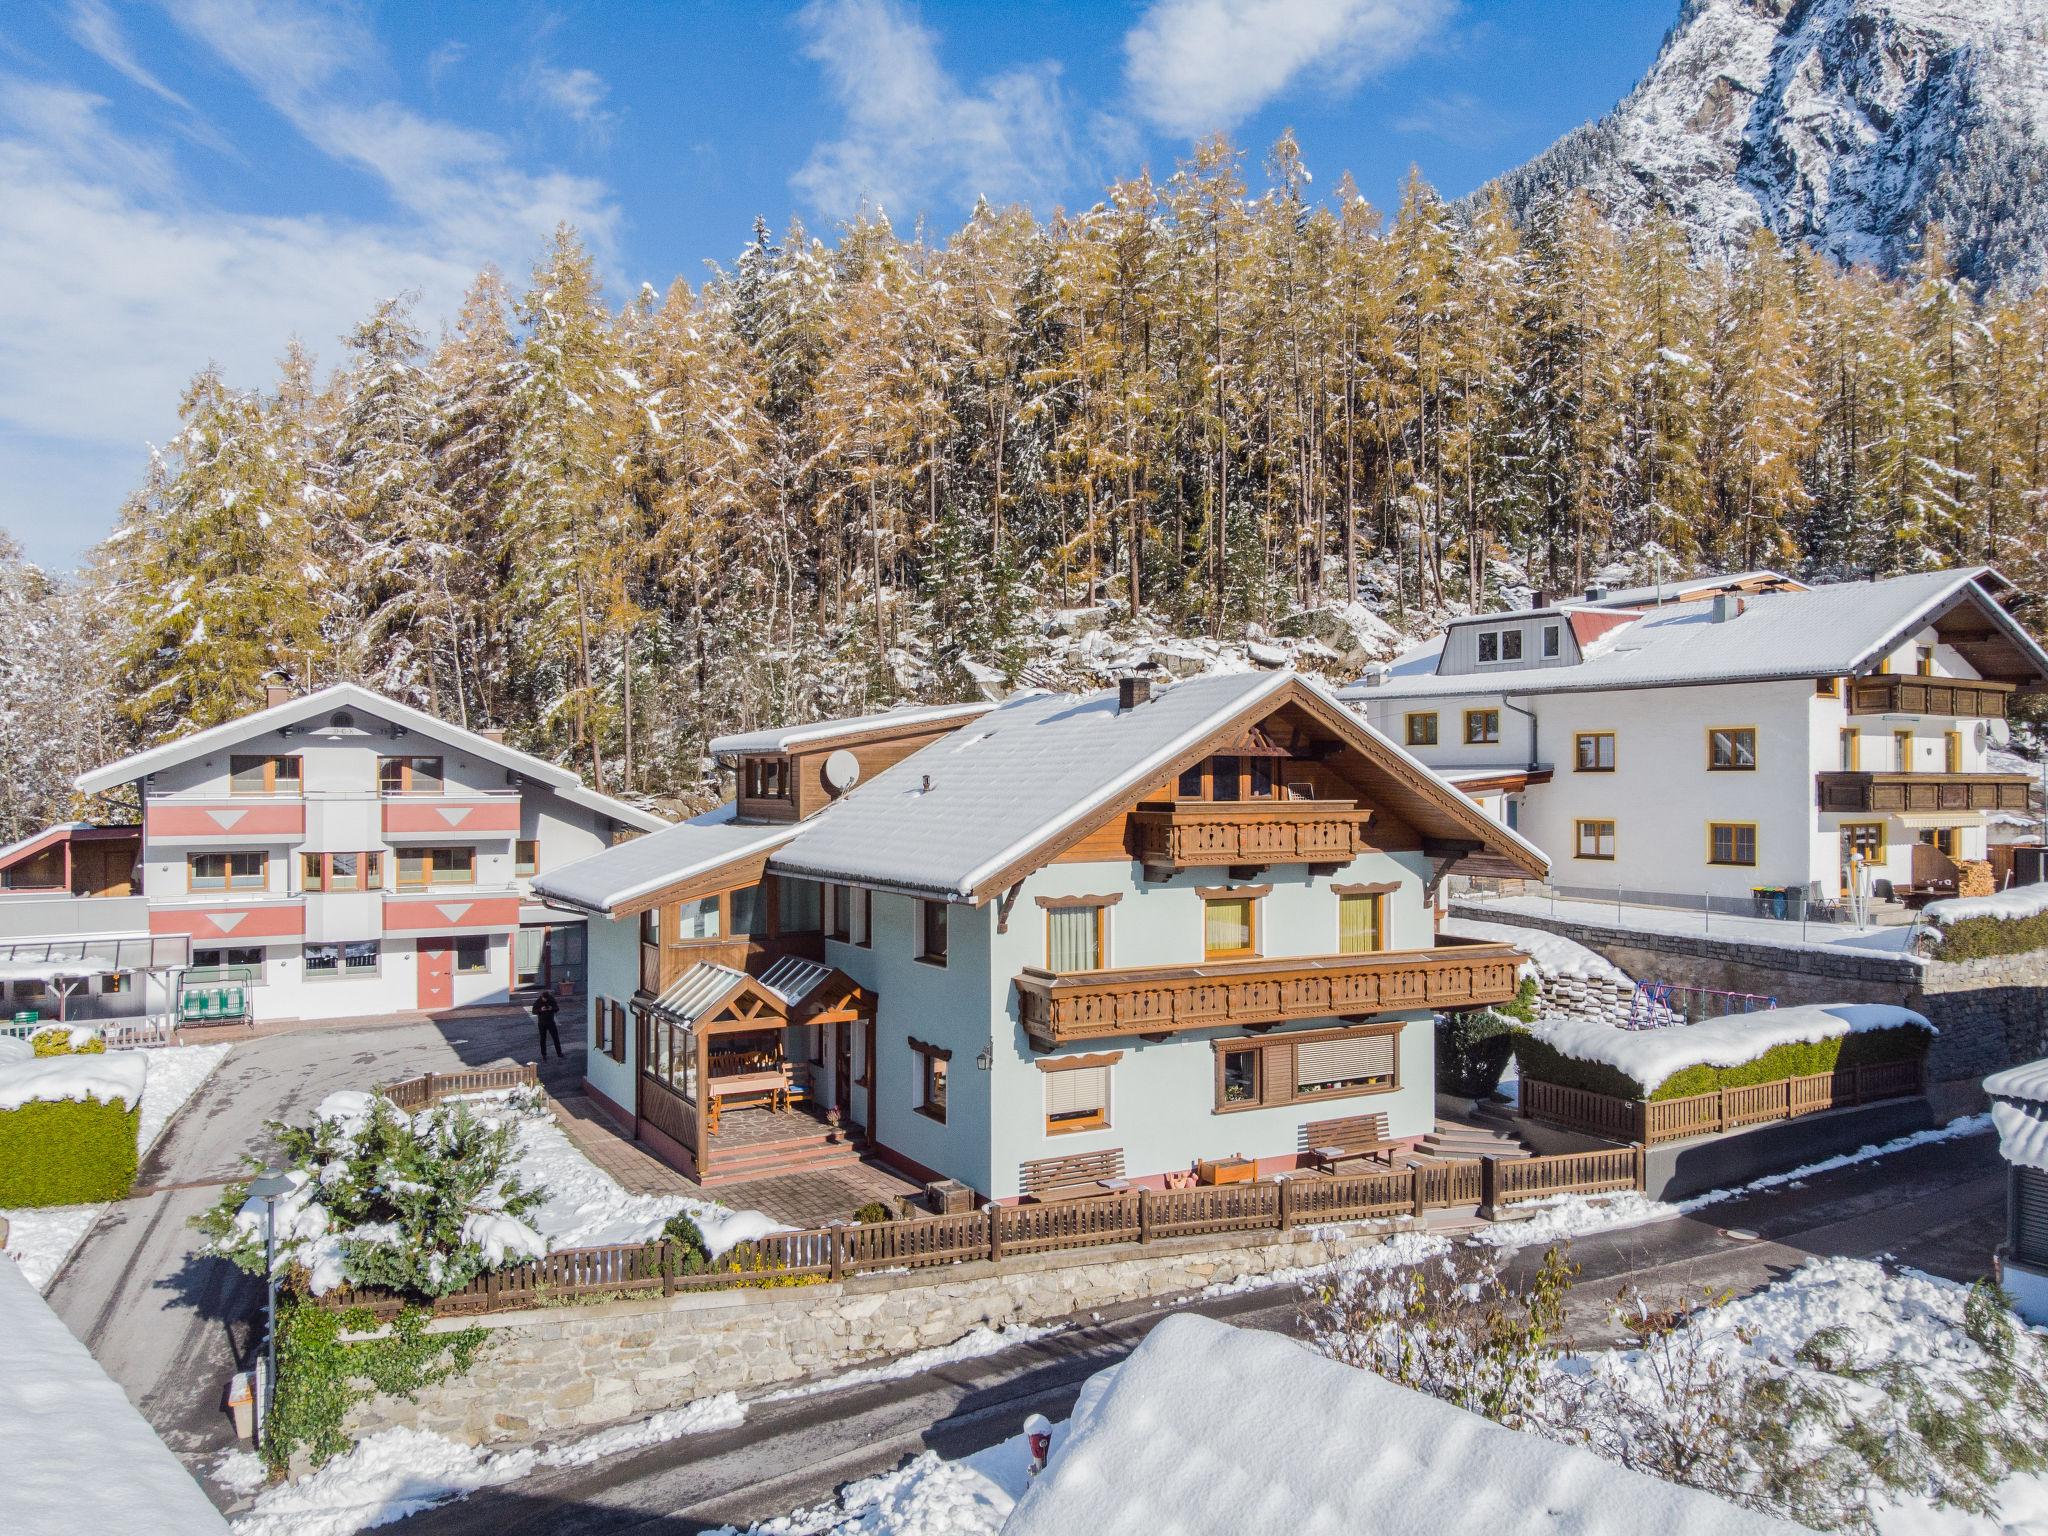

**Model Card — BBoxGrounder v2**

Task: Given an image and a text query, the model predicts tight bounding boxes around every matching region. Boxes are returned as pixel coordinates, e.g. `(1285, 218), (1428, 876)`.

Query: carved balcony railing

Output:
(1846, 676), (2013, 719)
(1129, 799), (1374, 871)
(1815, 771), (2034, 814)
(1013, 939), (1525, 1048)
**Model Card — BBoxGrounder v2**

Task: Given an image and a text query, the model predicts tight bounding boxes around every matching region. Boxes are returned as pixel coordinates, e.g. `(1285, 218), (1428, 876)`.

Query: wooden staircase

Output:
(698, 1124), (866, 1186)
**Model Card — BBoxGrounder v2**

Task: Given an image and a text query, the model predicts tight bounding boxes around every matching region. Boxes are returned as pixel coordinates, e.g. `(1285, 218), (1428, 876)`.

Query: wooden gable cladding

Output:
(1012, 940), (1524, 1048)
(611, 848), (778, 920)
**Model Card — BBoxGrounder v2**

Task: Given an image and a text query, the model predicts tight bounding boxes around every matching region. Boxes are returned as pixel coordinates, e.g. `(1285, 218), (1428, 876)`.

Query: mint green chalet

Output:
(534, 671), (1543, 1201)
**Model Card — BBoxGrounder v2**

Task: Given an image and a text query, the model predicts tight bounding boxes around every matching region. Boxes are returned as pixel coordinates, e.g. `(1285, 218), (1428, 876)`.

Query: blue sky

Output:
(0, 0), (1672, 571)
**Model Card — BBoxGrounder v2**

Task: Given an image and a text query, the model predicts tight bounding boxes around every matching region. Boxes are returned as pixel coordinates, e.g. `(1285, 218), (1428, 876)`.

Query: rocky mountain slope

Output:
(1489, 0), (2048, 286)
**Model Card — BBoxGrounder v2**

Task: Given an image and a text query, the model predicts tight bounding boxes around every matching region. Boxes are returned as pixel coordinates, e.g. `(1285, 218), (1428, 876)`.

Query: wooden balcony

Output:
(1815, 771), (2034, 814)
(1846, 676), (2013, 719)
(1129, 799), (1373, 871)
(1013, 939), (1524, 1049)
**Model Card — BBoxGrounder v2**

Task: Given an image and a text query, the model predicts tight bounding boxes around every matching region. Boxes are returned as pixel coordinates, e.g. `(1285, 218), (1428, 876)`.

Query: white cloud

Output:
(0, 0), (623, 570)
(65, 0), (191, 110)
(1123, 0), (1454, 139)
(792, 0), (1079, 222)
(526, 63), (614, 134)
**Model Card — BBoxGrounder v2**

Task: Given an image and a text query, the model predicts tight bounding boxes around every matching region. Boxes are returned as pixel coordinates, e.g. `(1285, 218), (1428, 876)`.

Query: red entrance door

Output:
(417, 940), (454, 1010)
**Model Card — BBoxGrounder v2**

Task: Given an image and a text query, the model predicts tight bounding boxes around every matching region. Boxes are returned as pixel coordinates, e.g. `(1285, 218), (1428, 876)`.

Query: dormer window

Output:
(1542, 625), (1561, 658)
(1477, 628), (1523, 664)
(742, 756), (789, 800)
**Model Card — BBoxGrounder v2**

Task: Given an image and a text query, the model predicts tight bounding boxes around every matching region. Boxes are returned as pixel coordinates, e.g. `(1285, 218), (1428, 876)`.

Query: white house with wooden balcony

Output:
(0, 683), (665, 1027)
(534, 670), (1544, 1199)
(1341, 567), (2048, 912)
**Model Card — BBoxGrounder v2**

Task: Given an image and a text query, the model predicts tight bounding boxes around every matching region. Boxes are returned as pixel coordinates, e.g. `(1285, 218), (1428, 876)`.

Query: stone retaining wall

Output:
(1453, 899), (2048, 1112)
(338, 1220), (1418, 1449)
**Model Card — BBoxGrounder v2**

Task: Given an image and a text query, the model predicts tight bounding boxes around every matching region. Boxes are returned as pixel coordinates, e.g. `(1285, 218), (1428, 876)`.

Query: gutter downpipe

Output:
(1498, 694), (1540, 773)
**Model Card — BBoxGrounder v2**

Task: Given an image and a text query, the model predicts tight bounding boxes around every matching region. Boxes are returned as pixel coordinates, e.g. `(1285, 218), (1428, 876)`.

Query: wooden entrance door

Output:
(417, 940), (454, 1010)
(834, 1023), (854, 1122)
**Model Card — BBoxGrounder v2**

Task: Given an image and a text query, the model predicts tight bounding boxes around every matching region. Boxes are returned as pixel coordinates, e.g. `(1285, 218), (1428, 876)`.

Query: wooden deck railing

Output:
(379, 1062), (541, 1112)
(310, 1149), (1646, 1320)
(1521, 1060), (1926, 1146)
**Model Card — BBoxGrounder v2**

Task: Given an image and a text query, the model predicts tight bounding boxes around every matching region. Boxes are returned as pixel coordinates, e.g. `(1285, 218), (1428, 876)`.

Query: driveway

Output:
(45, 1008), (574, 1463)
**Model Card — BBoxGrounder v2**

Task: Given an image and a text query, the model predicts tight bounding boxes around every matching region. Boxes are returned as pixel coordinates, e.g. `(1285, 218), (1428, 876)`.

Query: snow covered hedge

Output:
(0, 1051), (146, 1205)
(197, 1087), (548, 1299)
(1514, 1004), (1932, 1101)
(1921, 885), (2048, 961)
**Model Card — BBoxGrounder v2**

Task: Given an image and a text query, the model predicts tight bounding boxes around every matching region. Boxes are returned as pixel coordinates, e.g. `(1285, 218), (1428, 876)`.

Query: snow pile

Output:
(0, 1047), (147, 1111)
(1521, 1002), (1931, 1092)
(1005, 1313), (1798, 1535)
(1924, 885), (2048, 927)
(1442, 915), (1640, 1026)
(137, 1042), (231, 1150)
(1991, 1102), (2048, 1176)
(233, 1396), (744, 1535)
(706, 1426), (1049, 1536)
(0, 1254), (229, 1531)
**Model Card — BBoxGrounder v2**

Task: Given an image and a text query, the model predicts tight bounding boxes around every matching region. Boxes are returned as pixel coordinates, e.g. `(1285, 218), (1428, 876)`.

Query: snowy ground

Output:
(225, 1394), (745, 1536)
(1, 1042), (231, 1289)
(1455, 891), (1923, 959)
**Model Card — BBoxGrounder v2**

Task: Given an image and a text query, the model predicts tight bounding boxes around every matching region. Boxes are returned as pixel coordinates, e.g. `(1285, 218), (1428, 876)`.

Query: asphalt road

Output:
(44, 1010), (566, 1462)
(393, 1127), (2007, 1536)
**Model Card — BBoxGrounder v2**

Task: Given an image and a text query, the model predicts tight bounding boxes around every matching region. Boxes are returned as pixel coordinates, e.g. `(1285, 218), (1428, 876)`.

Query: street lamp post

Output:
(245, 1168), (297, 1443)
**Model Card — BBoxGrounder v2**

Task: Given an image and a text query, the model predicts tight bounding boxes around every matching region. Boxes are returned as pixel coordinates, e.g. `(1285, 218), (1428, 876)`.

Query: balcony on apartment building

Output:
(1012, 937), (1525, 1049)
(1815, 770), (2035, 815)
(1129, 798), (1376, 873)
(1845, 676), (2015, 719)
(379, 790), (522, 840)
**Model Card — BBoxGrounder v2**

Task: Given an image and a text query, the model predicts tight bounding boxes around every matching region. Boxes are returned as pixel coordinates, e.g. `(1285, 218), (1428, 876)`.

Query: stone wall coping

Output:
(341, 1216), (1463, 1342)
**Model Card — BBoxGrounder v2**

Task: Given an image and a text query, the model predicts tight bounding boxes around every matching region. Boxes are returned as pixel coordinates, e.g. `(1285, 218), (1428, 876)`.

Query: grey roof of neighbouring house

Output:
(531, 803), (799, 914)
(1587, 569), (1803, 607)
(708, 701), (995, 758)
(1340, 568), (2048, 703)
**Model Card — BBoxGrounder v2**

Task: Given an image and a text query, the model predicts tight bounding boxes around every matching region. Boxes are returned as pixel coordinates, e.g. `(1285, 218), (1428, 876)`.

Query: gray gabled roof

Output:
(74, 683), (668, 832)
(530, 803), (798, 915)
(1342, 568), (2048, 703)
(709, 701), (995, 759)
(1587, 569), (1803, 607)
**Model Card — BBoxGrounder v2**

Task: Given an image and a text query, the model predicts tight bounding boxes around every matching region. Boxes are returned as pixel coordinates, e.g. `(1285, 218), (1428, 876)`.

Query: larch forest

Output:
(10, 133), (2048, 841)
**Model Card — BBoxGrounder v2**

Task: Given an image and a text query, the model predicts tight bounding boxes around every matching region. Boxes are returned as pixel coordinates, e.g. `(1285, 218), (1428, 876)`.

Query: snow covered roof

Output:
(1587, 569), (1804, 608)
(1005, 1313), (1799, 1536)
(73, 682), (669, 832)
(1343, 568), (2048, 702)
(1522, 1003), (1932, 1094)
(1985, 1058), (2048, 1106)
(767, 670), (1548, 901)
(1993, 1101), (2048, 1174)
(0, 1257), (230, 1532)
(528, 803), (799, 916)
(709, 701), (995, 758)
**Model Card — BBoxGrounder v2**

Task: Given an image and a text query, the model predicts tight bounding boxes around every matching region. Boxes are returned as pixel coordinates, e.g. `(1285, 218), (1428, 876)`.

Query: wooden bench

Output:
(1303, 1112), (1397, 1172)
(1019, 1148), (1125, 1202)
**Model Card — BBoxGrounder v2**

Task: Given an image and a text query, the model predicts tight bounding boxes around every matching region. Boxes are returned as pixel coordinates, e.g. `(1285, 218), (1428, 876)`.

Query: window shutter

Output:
(2018, 1168), (2048, 1265)
(1046, 1066), (1107, 1118)
(1296, 1033), (1395, 1091)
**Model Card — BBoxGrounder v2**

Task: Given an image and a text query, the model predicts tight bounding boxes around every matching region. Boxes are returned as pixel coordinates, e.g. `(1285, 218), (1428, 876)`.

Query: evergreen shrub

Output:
(1929, 909), (2048, 962)
(31, 1025), (104, 1057)
(1514, 1025), (1930, 1102)
(0, 1096), (138, 1205)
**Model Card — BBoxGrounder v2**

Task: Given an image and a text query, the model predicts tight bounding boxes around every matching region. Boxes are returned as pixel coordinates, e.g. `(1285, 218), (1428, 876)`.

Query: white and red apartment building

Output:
(0, 684), (666, 1025)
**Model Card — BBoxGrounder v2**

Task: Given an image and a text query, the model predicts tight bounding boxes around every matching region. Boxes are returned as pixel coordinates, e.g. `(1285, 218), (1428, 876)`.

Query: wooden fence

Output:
(1522, 1060), (1927, 1146)
(312, 1147), (1646, 1321)
(379, 1063), (541, 1112)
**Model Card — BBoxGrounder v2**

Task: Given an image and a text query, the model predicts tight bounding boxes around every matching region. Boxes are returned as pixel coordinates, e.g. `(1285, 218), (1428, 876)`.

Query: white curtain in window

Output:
(1047, 907), (1099, 972)
(1296, 1033), (1395, 1091)
(1045, 1066), (1107, 1119)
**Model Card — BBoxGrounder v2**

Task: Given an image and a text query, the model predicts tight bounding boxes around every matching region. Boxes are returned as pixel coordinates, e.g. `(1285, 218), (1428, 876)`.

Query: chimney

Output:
(1360, 664), (1389, 689)
(1711, 593), (1747, 623)
(1583, 584), (1607, 602)
(479, 727), (506, 744)
(1118, 675), (1153, 712)
(264, 683), (292, 709)
(1534, 588), (1552, 610)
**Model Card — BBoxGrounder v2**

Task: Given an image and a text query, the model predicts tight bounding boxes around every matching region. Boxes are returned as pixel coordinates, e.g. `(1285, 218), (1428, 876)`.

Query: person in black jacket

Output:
(532, 989), (563, 1060)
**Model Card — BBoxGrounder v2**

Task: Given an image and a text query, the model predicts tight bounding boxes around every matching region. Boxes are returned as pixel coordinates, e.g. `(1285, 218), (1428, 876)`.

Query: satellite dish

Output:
(823, 749), (861, 794)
